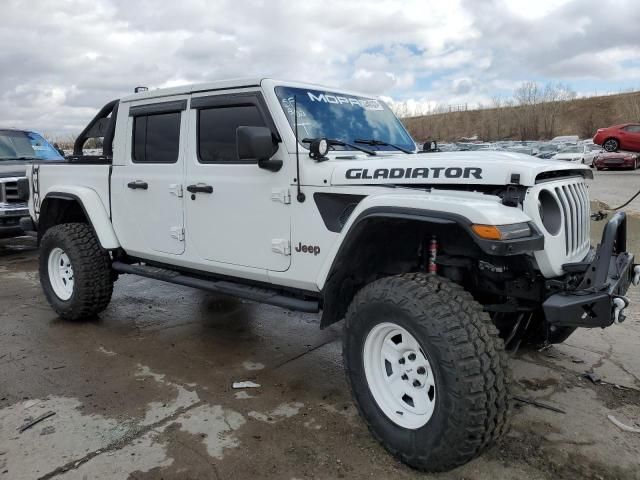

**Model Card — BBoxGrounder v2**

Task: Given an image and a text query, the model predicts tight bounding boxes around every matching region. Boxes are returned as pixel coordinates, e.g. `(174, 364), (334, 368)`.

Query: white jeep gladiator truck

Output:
(25, 78), (639, 472)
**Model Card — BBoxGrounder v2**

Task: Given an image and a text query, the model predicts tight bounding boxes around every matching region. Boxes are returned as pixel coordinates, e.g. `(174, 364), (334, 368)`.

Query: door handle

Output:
(127, 180), (148, 190)
(186, 184), (213, 194)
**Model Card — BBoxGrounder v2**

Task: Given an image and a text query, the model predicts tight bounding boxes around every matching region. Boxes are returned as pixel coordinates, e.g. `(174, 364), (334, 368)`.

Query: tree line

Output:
(398, 82), (640, 142)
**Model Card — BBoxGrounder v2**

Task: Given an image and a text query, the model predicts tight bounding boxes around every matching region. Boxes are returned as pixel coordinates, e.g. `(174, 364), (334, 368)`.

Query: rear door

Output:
(111, 98), (187, 257)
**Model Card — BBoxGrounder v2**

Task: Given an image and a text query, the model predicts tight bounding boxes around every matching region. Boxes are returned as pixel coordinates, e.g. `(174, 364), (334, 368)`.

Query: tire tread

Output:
(343, 273), (510, 472)
(40, 223), (113, 320)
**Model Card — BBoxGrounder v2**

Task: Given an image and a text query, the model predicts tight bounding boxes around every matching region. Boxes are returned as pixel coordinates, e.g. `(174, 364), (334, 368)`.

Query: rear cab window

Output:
(129, 100), (187, 163)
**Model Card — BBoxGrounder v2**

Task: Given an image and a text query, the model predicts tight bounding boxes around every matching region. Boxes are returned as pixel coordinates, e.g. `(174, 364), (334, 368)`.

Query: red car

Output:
(593, 151), (640, 170)
(593, 123), (640, 152)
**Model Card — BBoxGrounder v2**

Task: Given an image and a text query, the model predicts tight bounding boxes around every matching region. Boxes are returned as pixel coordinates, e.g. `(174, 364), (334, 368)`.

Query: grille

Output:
(0, 179), (21, 204)
(554, 181), (590, 255)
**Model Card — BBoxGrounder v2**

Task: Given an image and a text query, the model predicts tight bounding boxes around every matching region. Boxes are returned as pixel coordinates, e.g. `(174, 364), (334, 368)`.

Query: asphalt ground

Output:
(1, 172), (640, 479)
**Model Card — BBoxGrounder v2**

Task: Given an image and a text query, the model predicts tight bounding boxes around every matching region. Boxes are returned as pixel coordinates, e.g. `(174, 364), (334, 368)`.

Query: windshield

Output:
(0, 130), (63, 161)
(275, 86), (416, 152)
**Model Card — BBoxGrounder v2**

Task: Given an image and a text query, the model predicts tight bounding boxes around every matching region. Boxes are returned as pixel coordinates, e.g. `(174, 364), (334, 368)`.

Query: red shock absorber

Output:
(428, 235), (438, 274)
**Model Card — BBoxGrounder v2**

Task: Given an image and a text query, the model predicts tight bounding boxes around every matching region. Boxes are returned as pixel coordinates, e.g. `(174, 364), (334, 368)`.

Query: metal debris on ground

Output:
(232, 381), (261, 389)
(17, 411), (56, 433)
(607, 415), (640, 433)
(512, 395), (566, 414)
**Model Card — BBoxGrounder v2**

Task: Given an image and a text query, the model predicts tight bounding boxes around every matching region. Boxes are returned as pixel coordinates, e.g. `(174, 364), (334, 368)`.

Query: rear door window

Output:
(132, 112), (181, 163)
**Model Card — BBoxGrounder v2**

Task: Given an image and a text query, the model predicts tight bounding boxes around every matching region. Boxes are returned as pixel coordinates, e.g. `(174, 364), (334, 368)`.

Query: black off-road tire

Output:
(39, 223), (114, 320)
(343, 273), (510, 472)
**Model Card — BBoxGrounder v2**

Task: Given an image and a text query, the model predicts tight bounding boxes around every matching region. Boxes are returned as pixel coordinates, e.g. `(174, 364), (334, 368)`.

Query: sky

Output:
(1, 0), (640, 136)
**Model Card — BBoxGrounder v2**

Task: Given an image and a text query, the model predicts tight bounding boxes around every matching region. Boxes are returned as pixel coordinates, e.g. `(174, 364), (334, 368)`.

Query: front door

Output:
(111, 98), (187, 258)
(184, 91), (291, 272)
(624, 125), (640, 150)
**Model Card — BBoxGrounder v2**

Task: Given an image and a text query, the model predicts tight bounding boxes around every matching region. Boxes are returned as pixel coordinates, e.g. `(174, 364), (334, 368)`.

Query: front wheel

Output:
(343, 274), (510, 472)
(40, 223), (114, 320)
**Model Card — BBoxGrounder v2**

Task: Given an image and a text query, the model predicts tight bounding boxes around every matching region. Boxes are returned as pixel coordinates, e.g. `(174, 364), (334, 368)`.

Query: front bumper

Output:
(543, 212), (637, 328)
(0, 204), (29, 238)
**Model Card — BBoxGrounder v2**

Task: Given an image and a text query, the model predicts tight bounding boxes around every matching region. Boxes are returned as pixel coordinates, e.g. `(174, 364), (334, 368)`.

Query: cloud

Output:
(0, 0), (638, 135)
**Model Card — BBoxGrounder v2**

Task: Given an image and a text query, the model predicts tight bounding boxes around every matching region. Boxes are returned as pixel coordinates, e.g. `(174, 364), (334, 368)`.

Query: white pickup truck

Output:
(25, 78), (639, 472)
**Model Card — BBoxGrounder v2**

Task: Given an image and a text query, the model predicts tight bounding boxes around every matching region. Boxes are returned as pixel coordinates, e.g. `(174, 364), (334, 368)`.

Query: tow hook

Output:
(613, 296), (630, 324)
(633, 265), (640, 286)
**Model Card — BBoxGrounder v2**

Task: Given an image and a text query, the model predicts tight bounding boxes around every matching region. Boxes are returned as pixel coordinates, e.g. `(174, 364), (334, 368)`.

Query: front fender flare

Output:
(317, 204), (543, 290)
(316, 205), (543, 329)
(40, 187), (120, 249)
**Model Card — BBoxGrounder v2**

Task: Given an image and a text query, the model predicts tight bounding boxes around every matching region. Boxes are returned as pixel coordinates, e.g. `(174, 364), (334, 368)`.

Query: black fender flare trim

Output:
(319, 206), (544, 329)
(344, 206), (544, 257)
(38, 192), (104, 249)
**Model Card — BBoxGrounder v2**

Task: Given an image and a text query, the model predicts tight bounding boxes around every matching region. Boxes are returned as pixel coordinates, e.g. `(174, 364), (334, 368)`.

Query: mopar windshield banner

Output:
(306, 91), (384, 111)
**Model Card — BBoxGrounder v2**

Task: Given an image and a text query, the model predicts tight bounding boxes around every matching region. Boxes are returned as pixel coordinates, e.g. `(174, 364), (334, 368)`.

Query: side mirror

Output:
(236, 126), (281, 172)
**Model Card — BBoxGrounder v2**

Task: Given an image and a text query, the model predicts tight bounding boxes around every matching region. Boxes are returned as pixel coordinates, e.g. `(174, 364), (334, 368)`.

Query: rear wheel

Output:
(40, 223), (114, 320)
(343, 274), (510, 472)
(603, 138), (619, 152)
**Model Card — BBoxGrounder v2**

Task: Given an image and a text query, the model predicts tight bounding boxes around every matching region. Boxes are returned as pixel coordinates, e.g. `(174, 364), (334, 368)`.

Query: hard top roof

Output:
(119, 78), (376, 103)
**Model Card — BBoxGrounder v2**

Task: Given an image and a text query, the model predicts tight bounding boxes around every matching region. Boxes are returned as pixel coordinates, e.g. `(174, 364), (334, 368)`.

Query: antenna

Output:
(294, 95), (305, 203)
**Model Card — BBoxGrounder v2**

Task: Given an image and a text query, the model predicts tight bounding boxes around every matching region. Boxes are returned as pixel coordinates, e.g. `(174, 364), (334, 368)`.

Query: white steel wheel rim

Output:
(363, 322), (436, 429)
(48, 247), (74, 301)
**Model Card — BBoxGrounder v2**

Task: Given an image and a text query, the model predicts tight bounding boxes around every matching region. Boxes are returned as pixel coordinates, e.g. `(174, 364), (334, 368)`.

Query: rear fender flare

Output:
(39, 186), (120, 249)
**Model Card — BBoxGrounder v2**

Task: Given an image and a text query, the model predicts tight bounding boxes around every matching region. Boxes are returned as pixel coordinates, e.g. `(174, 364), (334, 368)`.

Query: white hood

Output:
(328, 151), (591, 187)
(0, 162), (28, 178)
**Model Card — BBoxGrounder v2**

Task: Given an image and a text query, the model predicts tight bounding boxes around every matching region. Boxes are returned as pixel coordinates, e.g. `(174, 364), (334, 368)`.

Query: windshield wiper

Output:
(302, 138), (377, 156)
(354, 138), (414, 154)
